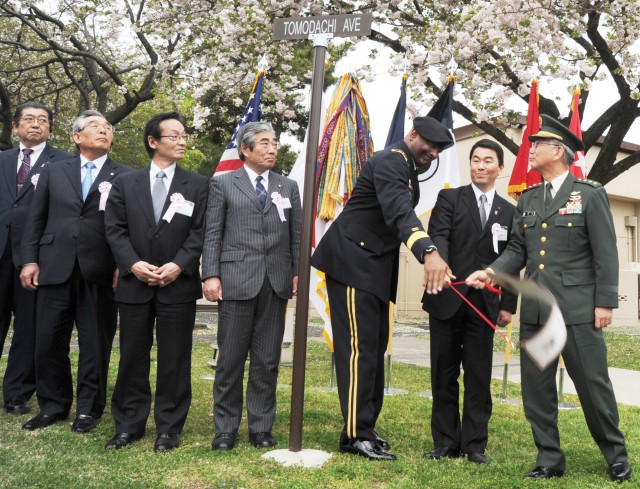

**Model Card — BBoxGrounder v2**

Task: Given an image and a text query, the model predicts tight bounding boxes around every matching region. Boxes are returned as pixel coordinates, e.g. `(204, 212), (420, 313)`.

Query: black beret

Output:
(528, 114), (584, 153)
(412, 116), (454, 150)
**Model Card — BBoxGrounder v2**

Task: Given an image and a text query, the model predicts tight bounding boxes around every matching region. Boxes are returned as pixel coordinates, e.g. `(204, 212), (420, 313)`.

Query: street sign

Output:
(273, 13), (373, 40)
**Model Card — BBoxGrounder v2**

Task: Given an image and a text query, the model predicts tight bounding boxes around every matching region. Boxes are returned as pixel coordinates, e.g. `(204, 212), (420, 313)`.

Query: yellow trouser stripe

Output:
(346, 286), (359, 439)
(406, 230), (429, 252)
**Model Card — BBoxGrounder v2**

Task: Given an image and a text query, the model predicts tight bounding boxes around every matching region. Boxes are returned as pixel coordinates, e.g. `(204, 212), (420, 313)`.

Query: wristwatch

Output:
(422, 245), (438, 261)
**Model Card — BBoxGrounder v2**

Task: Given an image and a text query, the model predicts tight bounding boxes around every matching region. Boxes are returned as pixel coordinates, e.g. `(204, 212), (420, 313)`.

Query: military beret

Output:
(528, 114), (585, 153)
(413, 116), (454, 150)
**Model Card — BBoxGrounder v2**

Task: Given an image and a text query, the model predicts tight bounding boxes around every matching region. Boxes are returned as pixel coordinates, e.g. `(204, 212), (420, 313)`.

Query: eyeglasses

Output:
(531, 140), (559, 151)
(82, 122), (114, 133)
(256, 141), (280, 150)
(159, 134), (190, 142)
(20, 116), (50, 126)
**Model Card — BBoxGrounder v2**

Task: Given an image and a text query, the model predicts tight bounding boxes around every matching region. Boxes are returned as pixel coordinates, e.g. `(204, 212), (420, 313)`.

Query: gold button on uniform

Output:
(542, 223), (548, 229)
(568, 223), (572, 227)
(539, 264), (545, 270)
(540, 250), (546, 256)
(541, 237), (546, 242)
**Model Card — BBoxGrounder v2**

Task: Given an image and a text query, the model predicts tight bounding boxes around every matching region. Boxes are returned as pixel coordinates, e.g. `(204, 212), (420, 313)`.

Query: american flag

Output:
(214, 70), (265, 175)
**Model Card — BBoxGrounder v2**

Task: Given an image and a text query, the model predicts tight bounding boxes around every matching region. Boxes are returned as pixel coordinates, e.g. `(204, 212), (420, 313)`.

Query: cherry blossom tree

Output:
(2, 1), (639, 185)
(355, 0), (640, 185)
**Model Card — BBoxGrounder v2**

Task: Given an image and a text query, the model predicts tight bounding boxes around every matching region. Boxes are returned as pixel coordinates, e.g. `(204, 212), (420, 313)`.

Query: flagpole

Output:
(289, 33), (329, 453)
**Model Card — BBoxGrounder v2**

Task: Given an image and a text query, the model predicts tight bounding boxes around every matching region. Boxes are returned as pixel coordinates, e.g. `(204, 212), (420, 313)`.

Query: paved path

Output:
(385, 335), (640, 408)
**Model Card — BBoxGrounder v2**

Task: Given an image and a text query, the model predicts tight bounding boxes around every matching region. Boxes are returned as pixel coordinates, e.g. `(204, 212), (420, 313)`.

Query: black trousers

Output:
(34, 264), (117, 418)
(326, 276), (387, 442)
(429, 288), (495, 453)
(111, 299), (195, 435)
(0, 242), (37, 405)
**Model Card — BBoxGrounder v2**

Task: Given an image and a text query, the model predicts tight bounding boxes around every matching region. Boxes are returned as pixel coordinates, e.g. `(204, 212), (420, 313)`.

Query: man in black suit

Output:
(104, 112), (208, 452)
(422, 139), (517, 465)
(311, 116), (454, 461)
(20, 110), (130, 432)
(0, 102), (73, 415)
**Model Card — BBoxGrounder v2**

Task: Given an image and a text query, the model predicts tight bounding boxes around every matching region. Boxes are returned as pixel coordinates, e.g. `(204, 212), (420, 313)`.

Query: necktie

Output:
(82, 161), (96, 201)
(545, 182), (553, 211)
(152, 171), (168, 223)
(255, 175), (267, 208)
(16, 148), (34, 193)
(479, 194), (488, 229)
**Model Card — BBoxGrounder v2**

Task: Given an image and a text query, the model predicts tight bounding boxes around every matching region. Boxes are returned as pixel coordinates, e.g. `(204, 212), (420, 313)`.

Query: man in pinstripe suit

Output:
(203, 121), (301, 451)
(19, 110), (130, 433)
(104, 112), (209, 452)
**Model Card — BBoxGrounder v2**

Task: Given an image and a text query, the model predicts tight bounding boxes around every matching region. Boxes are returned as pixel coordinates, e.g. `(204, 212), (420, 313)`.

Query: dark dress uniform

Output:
(490, 173), (629, 470)
(311, 140), (435, 444)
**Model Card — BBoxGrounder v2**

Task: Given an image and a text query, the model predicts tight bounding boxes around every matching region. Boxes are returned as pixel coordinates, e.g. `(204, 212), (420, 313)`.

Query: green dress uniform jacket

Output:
(492, 173), (618, 323)
(490, 172), (628, 470)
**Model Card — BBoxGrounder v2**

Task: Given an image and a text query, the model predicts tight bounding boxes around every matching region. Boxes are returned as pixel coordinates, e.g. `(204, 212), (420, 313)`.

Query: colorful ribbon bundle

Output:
(315, 73), (373, 220)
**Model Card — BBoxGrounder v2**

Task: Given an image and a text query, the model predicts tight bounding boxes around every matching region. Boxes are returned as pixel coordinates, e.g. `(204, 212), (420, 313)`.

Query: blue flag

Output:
(384, 75), (408, 148)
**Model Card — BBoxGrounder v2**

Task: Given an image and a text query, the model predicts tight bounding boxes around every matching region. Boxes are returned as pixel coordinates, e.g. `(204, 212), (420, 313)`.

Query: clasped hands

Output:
(131, 261), (181, 287)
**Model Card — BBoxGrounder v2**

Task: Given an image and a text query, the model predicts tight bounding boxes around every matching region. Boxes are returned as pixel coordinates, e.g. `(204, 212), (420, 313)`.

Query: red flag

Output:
(508, 80), (541, 201)
(568, 88), (587, 178)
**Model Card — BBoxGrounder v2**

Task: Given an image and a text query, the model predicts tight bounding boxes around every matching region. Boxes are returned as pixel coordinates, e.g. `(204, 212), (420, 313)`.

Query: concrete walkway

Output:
(387, 335), (640, 408)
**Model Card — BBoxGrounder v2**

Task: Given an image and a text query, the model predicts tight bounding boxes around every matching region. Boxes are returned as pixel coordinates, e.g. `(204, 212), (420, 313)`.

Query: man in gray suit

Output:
(203, 121), (301, 451)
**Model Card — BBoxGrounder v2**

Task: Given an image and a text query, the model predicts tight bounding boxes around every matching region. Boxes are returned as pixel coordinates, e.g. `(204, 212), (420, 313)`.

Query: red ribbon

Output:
(448, 281), (510, 344)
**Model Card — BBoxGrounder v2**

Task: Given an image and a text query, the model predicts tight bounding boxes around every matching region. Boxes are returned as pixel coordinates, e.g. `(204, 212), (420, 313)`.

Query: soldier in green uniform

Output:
(466, 115), (631, 482)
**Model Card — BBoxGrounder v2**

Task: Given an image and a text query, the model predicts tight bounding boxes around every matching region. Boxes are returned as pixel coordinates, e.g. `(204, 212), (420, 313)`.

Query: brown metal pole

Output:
(288, 36), (328, 452)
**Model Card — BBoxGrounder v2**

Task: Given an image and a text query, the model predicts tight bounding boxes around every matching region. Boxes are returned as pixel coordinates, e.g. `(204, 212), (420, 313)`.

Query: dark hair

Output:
(469, 138), (504, 167)
(13, 102), (54, 127)
(144, 112), (184, 157)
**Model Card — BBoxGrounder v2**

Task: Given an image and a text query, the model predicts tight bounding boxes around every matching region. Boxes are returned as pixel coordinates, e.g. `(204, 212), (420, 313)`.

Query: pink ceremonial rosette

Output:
(98, 181), (112, 211)
(163, 192), (185, 222)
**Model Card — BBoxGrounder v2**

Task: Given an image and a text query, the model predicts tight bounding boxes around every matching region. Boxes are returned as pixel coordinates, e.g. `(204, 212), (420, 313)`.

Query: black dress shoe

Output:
(22, 412), (67, 431)
(71, 414), (99, 433)
(467, 451), (489, 465)
(249, 432), (276, 448)
(525, 466), (564, 479)
(424, 446), (461, 460)
(340, 439), (397, 461)
(105, 432), (144, 449)
(373, 430), (390, 451)
(212, 432), (236, 451)
(609, 461), (632, 482)
(4, 401), (31, 415)
(154, 433), (180, 452)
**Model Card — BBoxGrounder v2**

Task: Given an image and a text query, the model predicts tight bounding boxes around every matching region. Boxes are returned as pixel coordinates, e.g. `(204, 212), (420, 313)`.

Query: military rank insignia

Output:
(558, 191), (582, 215)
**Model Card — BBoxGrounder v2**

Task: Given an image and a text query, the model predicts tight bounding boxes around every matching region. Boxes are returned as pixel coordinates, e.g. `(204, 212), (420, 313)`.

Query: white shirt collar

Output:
(244, 164), (269, 189)
(17, 141), (46, 168)
(19, 141), (46, 155)
(471, 183), (496, 206)
(150, 161), (176, 179)
(547, 170), (570, 196)
(80, 153), (108, 171)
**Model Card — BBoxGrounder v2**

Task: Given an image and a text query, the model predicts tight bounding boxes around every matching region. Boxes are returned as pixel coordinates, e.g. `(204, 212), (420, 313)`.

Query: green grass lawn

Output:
(1, 336), (639, 488)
